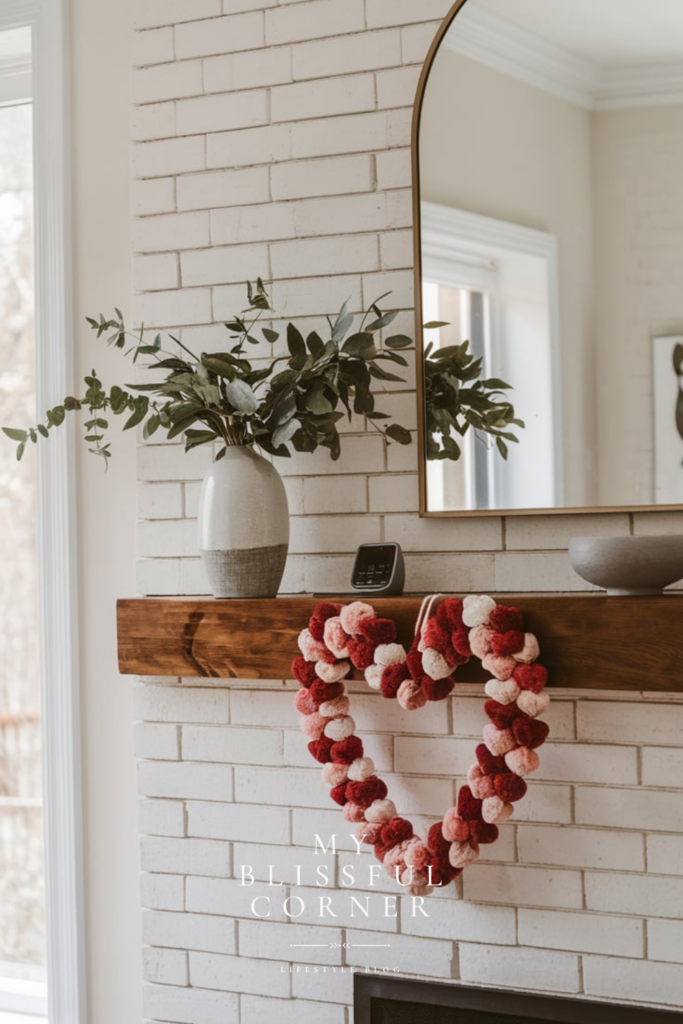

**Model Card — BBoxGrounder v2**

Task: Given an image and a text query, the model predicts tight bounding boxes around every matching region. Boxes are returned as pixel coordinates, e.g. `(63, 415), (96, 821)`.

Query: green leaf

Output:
(123, 398), (149, 431)
(496, 437), (509, 460)
(385, 334), (413, 350)
(342, 332), (376, 359)
(201, 354), (238, 380)
(306, 331), (325, 357)
(262, 328), (279, 344)
(37, 424), (49, 438)
(287, 323), (306, 359)
(385, 424), (412, 445)
(366, 309), (398, 332)
(16, 441), (25, 461)
(2, 427), (27, 442)
(272, 417), (300, 448)
(225, 379), (258, 415)
(304, 381), (333, 416)
(424, 321), (449, 329)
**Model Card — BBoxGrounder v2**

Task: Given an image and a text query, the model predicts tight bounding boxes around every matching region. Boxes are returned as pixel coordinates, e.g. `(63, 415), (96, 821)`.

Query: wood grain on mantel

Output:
(117, 594), (683, 691)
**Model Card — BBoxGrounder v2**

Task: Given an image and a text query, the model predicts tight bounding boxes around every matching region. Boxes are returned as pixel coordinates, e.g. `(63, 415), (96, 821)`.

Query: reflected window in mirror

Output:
(415, 0), (683, 516)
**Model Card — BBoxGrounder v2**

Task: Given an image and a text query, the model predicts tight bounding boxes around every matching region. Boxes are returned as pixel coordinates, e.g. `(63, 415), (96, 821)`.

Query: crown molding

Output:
(444, 5), (683, 111)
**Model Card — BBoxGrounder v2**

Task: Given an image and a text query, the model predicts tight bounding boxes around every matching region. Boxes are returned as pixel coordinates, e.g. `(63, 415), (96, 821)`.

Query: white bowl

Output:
(569, 535), (683, 595)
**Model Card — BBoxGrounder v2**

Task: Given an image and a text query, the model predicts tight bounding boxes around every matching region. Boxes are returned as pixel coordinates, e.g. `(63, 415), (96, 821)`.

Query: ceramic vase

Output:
(198, 446), (289, 598)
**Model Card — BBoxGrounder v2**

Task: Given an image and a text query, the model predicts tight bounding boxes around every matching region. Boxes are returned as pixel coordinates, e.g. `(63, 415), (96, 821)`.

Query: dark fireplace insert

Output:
(354, 975), (682, 1023)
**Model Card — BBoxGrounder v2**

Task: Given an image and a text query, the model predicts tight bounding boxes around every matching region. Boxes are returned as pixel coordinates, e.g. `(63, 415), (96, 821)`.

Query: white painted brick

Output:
(138, 762), (233, 803)
(459, 944), (580, 994)
(290, 111), (388, 159)
(133, 177), (175, 216)
(576, 787), (683, 833)
(293, 29), (401, 80)
(207, 123), (292, 169)
(235, 766), (329, 808)
(271, 155), (373, 201)
(451, 695), (572, 741)
(401, 22), (443, 65)
(291, 966), (353, 1005)
(204, 46), (292, 92)
(270, 274), (363, 316)
(141, 872), (185, 911)
(380, 228), (413, 270)
(303, 474), (367, 514)
(136, 558), (182, 596)
(534, 742), (638, 785)
(377, 67), (421, 109)
(648, 919), (683, 963)
(368, 774), (452, 818)
(266, 0), (364, 45)
(351, 693), (450, 735)
(394, 736), (473, 777)
(366, 0), (451, 29)
(143, 946), (188, 986)
(578, 701), (683, 745)
(272, 233), (379, 279)
(289, 514), (380, 554)
(134, 287), (212, 327)
(376, 148), (411, 190)
(138, 442), (214, 482)
(302, 555), (354, 594)
(143, 909), (236, 954)
(132, 101), (175, 142)
(402, 898), (516, 944)
(134, 211), (209, 253)
(143, 982), (238, 1024)
(141, 836), (230, 876)
(190, 952), (289, 997)
(585, 872), (683, 917)
(517, 824), (645, 871)
(583, 955), (683, 1005)
(232, 841), (340, 888)
(494, 550), (596, 592)
(519, 908), (644, 958)
(239, 919), (343, 964)
(180, 558), (211, 596)
(464, 864), (583, 909)
(294, 194), (387, 238)
(346, 929), (454, 977)
(224, 0), (276, 10)
(647, 834), (683, 875)
(135, 685), (229, 724)
(242, 994), (344, 1024)
(179, 165), (271, 211)
(273, 73), (375, 122)
(132, 26), (174, 67)
(134, 0), (221, 29)
(361, 268), (414, 309)
(276, 435), (384, 476)
(134, 252), (179, 291)
(186, 876), (288, 921)
(505, 513), (631, 550)
(230, 690), (293, 728)
(187, 800), (290, 844)
(176, 89), (268, 135)
(139, 797), (185, 838)
(135, 722), (181, 761)
(369, 474), (418, 512)
(385, 514), (502, 552)
(182, 725), (283, 765)
(387, 188), (413, 228)
(643, 746), (683, 786)
(134, 61), (202, 104)
(181, 243), (269, 287)
(138, 481), (183, 520)
(175, 13), (264, 60)
(511, 783), (572, 825)
(404, 552), (495, 592)
(282, 476), (304, 515)
(133, 136), (205, 178)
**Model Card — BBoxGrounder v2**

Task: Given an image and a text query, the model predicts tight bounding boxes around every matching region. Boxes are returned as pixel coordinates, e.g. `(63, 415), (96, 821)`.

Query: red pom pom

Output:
(330, 783), (348, 806)
(381, 663), (410, 699)
(514, 663), (548, 694)
(308, 737), (334, 763)
(308, 618), (326, 642)
(427, 821), (450, 857)
(313, 602), (341, 624)
(476, 743), (507, 776)
(513, 716), (549, 750)
(422, 676), (455, 701)
(292, 657), (318, 687)
(422, 619), (450, 652)
(346, 776), (388, 807)
(457, 785), (483, 821)
(374, 841), (391, 862)
(484, 699), (522, 730)
(348, 637), (375, 671)
(426, 823), (458, 882)
(443, 644), (468, 668)
(406, 644), (425, 681)
(381, 816), (414, 847)
(490, 630), (525, 656)
(295, 687), (318, 715)
(436, 597), (464, 630)
(489, 605), (523, 633)
(451, 627), (472, 658)
(359, 617), (397, 646)
(494, 772), (527, 802)
(470, 820), (499, 845)
(308, 681), (344, 707)
(331, 735), (364, 764)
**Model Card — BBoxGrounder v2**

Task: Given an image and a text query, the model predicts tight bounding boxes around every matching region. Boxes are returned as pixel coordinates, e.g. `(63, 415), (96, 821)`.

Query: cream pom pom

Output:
(324, 715), (355, 742)
(422, 648), (452, 681)
(318, 695), (350, 718)
(513, 632), (540, 664)
(462, 594), (496, 628)
(347, 756), (375, 782)
(365, 664), (384, 690)
(322, 762), (348, 786)
(340, 601), (375, 635)
(505, 746), (540, 776)
(517, 689), (550, 718)
(374, 643), (407, 667)
(365, 798), (397, 823)
(469, 625), (494, 659)
(448, 840), (479, 868)
(316, 659), (350, 683)
(484, 677), (520, 705)
(298, 628), (328, 662)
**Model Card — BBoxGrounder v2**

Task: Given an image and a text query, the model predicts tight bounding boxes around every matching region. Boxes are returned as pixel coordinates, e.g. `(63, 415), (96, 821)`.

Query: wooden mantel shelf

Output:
(117, 593), (683, 691)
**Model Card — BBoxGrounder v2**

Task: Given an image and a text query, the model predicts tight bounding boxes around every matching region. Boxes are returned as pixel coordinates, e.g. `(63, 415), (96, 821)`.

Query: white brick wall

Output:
(129, 1), (683, 1020)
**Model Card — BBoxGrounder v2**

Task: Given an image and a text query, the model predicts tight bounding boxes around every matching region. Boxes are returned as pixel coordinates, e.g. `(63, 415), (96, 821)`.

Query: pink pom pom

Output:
(469, 625), (494, 660)
(324, 616), (351, 659)
(340, 601), (375, 636)
(404, 839), (430, 872)
(442, 808), (470, 843)
(517, 690), (550, 718)
(357, 821), (382, 844)
(481, 795), (505, 823)
(322, 762), (349, 786)
(316, 660), (350, 683)
(505, 746), (540, 776)
(343, 802), (367, 823)
(482, 723), (517, 756)
(482, 653), (517, 680)
(467, 763), (496, 800)
(318, 695), (350, 718)
(513, 633), (540, 664)
(300, 712), (326, 740)
(298, 628), (332, 663)
(365, 798), (397, 823)
(397, 678), (426, 711)
(448, 840), (479, 868)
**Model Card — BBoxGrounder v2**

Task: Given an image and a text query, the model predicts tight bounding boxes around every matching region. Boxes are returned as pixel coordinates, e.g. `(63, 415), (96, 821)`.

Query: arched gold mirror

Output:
(413, 0), (683, 517)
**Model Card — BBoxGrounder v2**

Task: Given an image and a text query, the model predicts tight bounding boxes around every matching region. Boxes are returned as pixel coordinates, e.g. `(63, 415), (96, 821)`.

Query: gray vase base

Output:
(201, 544), (288, 598)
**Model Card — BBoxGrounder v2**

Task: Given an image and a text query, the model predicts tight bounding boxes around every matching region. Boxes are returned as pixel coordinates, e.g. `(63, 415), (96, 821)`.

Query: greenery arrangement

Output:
(2, 279), (523, 466)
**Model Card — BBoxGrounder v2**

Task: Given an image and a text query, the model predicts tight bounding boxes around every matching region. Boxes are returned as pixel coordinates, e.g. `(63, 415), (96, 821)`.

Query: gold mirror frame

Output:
(411, 0), (683, 519)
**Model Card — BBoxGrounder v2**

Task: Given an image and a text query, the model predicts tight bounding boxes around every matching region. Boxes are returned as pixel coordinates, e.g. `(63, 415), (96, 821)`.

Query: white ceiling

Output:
(477, 0), (683, 67)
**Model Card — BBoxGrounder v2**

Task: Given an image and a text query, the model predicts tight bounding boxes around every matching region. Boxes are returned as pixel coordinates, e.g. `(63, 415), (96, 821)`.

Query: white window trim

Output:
(0, 2), (84, 1023)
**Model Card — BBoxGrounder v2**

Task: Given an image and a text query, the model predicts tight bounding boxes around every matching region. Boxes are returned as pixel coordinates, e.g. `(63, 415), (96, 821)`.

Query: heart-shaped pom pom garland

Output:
(292, 595), (550, 897)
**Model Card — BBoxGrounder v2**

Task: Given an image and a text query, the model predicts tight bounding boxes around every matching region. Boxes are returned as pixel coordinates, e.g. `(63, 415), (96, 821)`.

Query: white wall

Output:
(70, 0), (141, 1020)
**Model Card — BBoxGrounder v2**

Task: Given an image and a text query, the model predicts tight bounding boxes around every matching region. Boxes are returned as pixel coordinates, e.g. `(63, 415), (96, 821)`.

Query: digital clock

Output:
(350, 542), (405, 596)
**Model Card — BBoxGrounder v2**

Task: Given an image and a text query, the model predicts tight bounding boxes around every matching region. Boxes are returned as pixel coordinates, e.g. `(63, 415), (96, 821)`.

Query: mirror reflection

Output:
(419, 0), (683, 513)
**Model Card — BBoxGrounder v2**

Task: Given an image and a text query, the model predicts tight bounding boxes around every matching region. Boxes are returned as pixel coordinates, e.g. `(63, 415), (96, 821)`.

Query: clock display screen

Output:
(353, 545), (396, 588)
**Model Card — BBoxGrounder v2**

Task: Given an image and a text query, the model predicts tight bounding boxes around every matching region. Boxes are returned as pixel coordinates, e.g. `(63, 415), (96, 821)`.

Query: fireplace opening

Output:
(354, 976), (682, 1023)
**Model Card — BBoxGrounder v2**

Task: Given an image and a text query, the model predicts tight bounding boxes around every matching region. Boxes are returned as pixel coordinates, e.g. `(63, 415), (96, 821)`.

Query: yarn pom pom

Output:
(513, 716), (550, 750)
(436, 597), (464, 630)
(308, 617), (325, 642)
(406, 645), (425, 681)
(381, 663), (410, 699)
(365, 665), (384, 690)
(462, 594), (496, 628)
(482, 653), (517, 680)
(347, 756), (375, 782)
(469, 625), (494, 660)
(300, 713), (326, 740)
(318, 695), (350, 718)
(494, 772), (527, 802)
(489, 605), (524, 633)
(359, 617), (397, 646)
(505, 746), (540, 776)
(365, 798), (397, 824)
(484, 678), (520, 705)
(346, 776), (388, 807)
(343, 802), (367, 823)
(331, 735), (364, 764)
(513, 633), (541, 664)
(324, 715), (356, 742)
(308, 681), (343, 706)
(322, 762), (349, 786)
(451, 626), (472, 658)
(449, 841), (479, 868)
(422, 676), (455, 702)
(347, 637), (375, 671)
(381, 817), (414, 847)
(330, 782), (348, 806)
(442, 808), (470, 843)
(482, 723), (516, 756)
(295, 688), (318, 716)
(457, 784), (483, 821)
(422, 619), (450, 653)
(324, 617), (351, 659)
(513, 663), (548, 694)
(397, 678), (426, 711)
(308, 737), (334, 763)
(340, 601), (375, 635)
(467, 764), (496, 800)
(422, 648), (452, 681)
(517, 689), (550, 718)
(291, 656), (318, 687)
(375, 643), (407, 667)
(316, 660), (351, 683)
(313, 602), (342, 624)
(490, 630), (525, 657)
(484, 699), (521, 730)
(358, 822), (382, 844)
(470, 819), (499, 844)
(475, 743), (508, 776)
